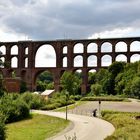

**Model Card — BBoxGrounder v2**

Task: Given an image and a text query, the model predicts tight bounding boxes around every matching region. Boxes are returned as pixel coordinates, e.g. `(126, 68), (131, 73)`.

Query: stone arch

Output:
(130, 41), (140, 52)
(130, 54), (140, 62)
(88, 69), (96, 85)
(11, 57), (18, 68)
(0, 45), (6, 55)
(11, 45), (18, 55)
(115, 41), (127, 52)
(63, 46), (68, 54)
(34, 69), (54, 91)
(35, 44), (56, 67)
(116, 54), (127, 62)
(63, 57), (67, 67)
(74, 43), (84, 53)
(87, 43), (98, 53)
(88, 69), (96, 73)
(87, 55), (97, 67)
(101, 55), (112, 66)
(101, 42), (112, 52)
(25, 47), (28, 55)
(74, 55), (83, 67)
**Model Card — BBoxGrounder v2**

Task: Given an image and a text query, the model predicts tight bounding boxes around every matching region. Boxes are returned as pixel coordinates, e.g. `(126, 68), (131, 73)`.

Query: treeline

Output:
(89, 61), (140, 99)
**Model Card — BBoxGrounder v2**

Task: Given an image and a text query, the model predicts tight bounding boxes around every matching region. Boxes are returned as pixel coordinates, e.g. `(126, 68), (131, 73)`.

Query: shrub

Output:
(0, 94), (30, 123)
(90, 84), (102, 96)
(20, 92), (47, 109)
(0, 113), (6, 140)
(80, 96), (124, 101)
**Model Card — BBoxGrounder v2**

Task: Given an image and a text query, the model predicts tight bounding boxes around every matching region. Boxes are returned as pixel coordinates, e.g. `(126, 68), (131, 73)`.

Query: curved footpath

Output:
(33, 110), (115, 140)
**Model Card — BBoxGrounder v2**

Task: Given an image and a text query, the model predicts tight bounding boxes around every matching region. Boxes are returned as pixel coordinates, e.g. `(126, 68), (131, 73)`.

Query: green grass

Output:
(54, 101), (87, 112)
(6, 114), (69, 140)
(80, 96), (130, 102)
(102, 110), (140, 140)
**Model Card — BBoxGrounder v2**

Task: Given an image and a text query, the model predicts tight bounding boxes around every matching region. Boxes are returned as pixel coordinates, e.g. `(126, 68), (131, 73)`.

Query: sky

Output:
(0, 0), (140, 67)
(0, 0), (140, 41)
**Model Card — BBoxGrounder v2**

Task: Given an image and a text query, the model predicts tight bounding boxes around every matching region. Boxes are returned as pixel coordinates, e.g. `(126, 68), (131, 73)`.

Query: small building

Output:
(41, 89), (55, 100)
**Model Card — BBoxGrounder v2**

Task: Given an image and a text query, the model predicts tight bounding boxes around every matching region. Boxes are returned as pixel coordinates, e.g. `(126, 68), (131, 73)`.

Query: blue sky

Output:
(0, 0), (140, 41)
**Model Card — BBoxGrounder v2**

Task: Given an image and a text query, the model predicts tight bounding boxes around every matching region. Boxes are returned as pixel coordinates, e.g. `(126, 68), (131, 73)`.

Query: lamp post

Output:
(99, 99), (101, 117)
(65, 91), (69, 120)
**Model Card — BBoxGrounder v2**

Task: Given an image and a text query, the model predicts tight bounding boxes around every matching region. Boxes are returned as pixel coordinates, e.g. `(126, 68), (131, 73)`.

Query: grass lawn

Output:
(102, 111), (140, 140)
(6, 114), (69, 140)
(54, 101), (87, 112)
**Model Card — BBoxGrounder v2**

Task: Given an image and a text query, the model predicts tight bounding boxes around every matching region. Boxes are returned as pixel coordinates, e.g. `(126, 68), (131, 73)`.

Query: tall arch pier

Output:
(0, 37), (140, 94)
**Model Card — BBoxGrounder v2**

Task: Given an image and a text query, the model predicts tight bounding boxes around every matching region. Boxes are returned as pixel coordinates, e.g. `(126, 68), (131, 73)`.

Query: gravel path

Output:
(33, 110), (115, 140)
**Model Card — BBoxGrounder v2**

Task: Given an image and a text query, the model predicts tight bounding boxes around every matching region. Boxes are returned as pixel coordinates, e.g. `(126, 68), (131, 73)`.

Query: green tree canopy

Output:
(60, 71), (82, 95)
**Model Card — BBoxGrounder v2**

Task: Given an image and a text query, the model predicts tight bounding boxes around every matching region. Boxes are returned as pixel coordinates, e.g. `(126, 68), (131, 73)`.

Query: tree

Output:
(124, 77), (140, 99)
(60, 71), (81, 95)
(91, 83), (102, 96)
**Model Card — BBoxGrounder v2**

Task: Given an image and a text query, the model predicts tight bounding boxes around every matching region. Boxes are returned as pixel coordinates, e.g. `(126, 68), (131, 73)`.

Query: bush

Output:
(20, 92), (47, 109)
(0, 113), (6, 140)
(0, 94), (30, 123)
(80, 96), (124, 101)
(102, 111), (140, 140)
(90, 84), (102, 96)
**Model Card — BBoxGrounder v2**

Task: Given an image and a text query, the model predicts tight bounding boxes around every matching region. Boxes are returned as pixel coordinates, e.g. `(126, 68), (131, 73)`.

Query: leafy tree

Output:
(124, 77), (140, 99)
(38, 71), (53, 83)
(88, 72), (96, 84)
(95, 68), (108, 84)
(60, 71), (81, 95)
(91, 83), (102, 96)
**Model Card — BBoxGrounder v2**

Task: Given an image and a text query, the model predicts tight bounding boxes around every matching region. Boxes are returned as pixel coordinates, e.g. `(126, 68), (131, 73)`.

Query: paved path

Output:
(33, 110), (115, 140)
(69, 99), (140, 116)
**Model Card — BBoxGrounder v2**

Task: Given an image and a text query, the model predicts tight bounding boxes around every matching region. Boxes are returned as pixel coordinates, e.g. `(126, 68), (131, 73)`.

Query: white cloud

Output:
(88, 28), (134, 39)
(0, 29), (26, 42)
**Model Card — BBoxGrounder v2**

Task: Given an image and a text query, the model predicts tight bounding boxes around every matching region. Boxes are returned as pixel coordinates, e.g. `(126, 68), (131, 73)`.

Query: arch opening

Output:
(87, 43), (97, 53)
(74, 55), (83, 67)
(63, 46), (68, 54)
(88, 69), (96, 85)
(11, 45), (18, 55)
(0, 57), (5, 68)
(130, 54), (140, 62)
(74, 43), (84, 53)
(11, 57), (18, 68)
(115, 42), (127, 52)
(63, 57), (67, 67)
(35, 44), (56, 67)
(25, 47), (28, 55)
(116, 54), (127, 62)
(0, 45), (6, 55)
(25, 58), (28, 68)
(101, 55), (112, 66)
(130, 41), (140, 52)
(35, 70), (54, 92)
(101, 42), (112, 52)
(88, 55), (97, 67)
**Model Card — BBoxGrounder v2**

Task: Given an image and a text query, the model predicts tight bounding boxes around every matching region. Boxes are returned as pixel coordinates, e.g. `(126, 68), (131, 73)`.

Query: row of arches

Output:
(0, 45), (28, 55)
(63, 41), (140, 54)
(63, 54), (140, 67)
(0, 57), (28, 68)
(1, 40), (140, 56)
(1, 41), (140, 68)
(1, 45), (140, 68)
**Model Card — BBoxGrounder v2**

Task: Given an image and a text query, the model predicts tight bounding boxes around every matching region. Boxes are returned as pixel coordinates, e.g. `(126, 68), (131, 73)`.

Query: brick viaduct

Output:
(0, 37), (140, 94)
